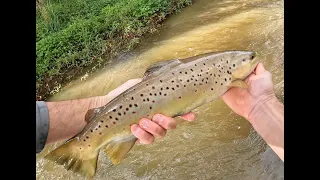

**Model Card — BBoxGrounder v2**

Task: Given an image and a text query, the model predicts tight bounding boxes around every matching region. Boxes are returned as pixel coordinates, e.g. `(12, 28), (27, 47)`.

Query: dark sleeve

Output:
(36, 101), (49, 153)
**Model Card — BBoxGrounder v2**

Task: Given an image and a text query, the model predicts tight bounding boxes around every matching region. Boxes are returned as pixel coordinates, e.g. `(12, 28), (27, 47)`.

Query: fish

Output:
(44, 50), (259, 177)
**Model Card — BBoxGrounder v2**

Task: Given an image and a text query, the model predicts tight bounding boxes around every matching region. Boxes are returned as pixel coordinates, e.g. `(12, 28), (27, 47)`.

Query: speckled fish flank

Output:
(44, 50), (259, 177)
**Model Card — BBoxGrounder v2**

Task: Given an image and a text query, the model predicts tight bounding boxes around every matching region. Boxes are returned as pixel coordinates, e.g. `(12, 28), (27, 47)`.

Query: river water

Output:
(36, 0), (284, 179)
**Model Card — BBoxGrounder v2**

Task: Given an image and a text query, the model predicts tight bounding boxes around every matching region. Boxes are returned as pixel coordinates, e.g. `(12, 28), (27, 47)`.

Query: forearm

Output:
(248, 95), (284, 161)
(45, 96), (108, 144)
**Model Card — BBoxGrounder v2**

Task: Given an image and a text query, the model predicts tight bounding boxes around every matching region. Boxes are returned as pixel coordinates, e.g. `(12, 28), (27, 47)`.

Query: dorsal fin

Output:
(142, 59), (181, 79)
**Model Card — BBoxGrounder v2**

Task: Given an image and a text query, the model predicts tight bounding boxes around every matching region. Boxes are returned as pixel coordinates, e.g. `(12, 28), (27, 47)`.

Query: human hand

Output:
(222, 63), (275, 122)
(102, 78), (196, 144)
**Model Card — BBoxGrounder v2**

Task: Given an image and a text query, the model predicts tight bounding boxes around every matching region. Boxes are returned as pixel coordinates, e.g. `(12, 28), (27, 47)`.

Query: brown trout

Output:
(45, 50), (259, 177)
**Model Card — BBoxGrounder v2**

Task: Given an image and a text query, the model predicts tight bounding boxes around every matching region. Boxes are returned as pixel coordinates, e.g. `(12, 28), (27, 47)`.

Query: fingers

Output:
(131, 124), (154, 144)
(152, 114), (177, 130)
(138, 118), (167, 138)
(254, 63), (265, 75)
(107, 78), (142, 99)
(131, 113), (195, 144)
(179, 112), (196, 121)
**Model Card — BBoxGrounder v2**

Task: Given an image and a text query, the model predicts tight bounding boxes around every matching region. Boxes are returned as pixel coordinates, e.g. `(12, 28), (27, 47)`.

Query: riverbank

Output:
(36, 0), (193, 100)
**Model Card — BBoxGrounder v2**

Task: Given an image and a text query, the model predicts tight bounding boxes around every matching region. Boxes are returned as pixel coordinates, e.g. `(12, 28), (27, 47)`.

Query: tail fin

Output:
(44, 138), (99, 177)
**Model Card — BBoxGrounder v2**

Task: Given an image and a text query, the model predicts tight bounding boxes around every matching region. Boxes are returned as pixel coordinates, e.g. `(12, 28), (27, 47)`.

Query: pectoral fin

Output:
(228, 80), (248, 88)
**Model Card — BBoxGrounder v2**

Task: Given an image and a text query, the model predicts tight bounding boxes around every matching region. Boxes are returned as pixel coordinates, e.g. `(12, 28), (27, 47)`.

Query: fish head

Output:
(229, 51), (259, 80)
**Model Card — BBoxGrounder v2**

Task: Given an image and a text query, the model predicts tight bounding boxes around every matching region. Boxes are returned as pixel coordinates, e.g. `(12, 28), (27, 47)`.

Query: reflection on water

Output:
(37, 0), (284, 179)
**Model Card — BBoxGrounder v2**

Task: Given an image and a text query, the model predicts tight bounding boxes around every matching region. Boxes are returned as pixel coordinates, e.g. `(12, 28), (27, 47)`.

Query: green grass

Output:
(36, 0), (193, 100)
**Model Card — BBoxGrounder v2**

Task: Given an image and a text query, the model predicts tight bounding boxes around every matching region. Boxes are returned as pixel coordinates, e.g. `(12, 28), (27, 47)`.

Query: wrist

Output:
(248, 93), (277, 123)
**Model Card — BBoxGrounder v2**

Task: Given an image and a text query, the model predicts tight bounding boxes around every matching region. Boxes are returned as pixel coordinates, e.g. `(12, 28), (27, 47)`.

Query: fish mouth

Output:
(250, 52), (261, 73)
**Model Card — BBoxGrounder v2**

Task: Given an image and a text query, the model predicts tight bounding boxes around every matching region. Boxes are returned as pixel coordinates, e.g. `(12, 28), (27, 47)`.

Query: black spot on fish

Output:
(152, 86), (155, 89)
(203, 63), (206, 65)
(166, 87), (169, 90)
(109, 116), (112, 119)
(233, 64), (235, 67)
(187, 79), (189, 82)
(221, 83), (223, 86)
(113, 109), (116, 112)
(215, 81), (217, 84)
(171, 80), (174, 83)
(154, 93), (157, 96)
(150, 106), (152, 109)
(146, 84), (149, 86)
(225, 78), (227, 82)
(105, 125), (108, 128)
(147, 98), (149, 101)
(172, 88), (175, 90)
(143, 99), (145, 102)
(190, 69), (193, 71)
(119, 105), (122, 109)
(149, 93), (152, 96)
(159, 92), (162, 95)
(160, 80), (162, 83)
(115, 118), (118, 120)
(176, 85), (179, 88)
(211, 88), (214, 91)
(126, 108), (129, 111)
(140, 94), (143, 97)
(134, 104), (138, 107)
(161, 88), (163, 90)
(185, 72), (187, 74)
(131, 97), (134, 100)
(129, 104), (132, 107)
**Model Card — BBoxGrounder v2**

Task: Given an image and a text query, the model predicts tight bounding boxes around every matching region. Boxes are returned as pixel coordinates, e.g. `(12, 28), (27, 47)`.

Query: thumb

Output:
(255, 63), (266, 75)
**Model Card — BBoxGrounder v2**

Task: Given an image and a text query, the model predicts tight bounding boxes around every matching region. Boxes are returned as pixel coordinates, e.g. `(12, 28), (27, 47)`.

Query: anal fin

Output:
(104, 135), (137, 165)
